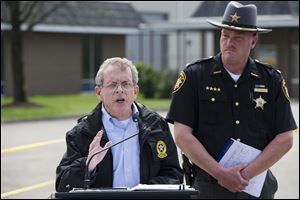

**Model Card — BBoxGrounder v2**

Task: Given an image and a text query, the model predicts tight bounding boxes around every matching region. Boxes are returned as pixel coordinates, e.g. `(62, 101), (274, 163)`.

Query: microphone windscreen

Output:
(132, 113), (140, 123)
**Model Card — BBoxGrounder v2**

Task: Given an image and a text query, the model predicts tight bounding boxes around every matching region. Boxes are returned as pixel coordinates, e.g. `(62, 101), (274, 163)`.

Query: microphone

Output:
(84, 113), (141, 188)
(132, 112), (142, 128)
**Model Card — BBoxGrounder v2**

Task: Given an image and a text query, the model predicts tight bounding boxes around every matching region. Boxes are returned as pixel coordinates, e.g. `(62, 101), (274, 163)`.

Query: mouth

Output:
(115, 98), (125, 103)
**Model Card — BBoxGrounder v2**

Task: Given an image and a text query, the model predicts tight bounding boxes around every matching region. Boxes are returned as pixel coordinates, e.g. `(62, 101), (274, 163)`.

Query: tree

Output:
(1, 1), (65, 104)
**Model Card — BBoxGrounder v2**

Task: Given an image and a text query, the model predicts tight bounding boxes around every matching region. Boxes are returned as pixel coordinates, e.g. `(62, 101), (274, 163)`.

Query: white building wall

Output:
(184, 32), (202, 66)
(130, 1), (203, 71)
(131, 1), (200, 20)
(204, 31), (214, 58)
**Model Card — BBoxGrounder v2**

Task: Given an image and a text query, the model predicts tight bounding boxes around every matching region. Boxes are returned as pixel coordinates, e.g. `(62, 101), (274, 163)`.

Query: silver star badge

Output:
(253, 95), (267, 110)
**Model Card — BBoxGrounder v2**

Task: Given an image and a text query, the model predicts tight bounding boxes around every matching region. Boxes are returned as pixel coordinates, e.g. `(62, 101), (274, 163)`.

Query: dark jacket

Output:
(56, 102), (183, 192)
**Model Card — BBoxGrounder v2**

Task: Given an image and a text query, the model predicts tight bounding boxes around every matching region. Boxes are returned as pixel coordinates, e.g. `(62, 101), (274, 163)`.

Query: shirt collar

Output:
(210, 53), (262, 80)
(248, 58), (261, 78)
(210, 53), (223, 76)
(101, 103), (139, 130)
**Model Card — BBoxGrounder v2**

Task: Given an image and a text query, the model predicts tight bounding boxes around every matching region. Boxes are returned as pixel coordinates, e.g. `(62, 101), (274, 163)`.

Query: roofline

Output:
(139, 14), (299, 32)
(2, 14), (298, 34)
(1, 23), (140, 35)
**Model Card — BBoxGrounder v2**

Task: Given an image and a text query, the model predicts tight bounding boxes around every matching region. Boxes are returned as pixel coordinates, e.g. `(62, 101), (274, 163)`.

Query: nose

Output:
(114, 84), (124, 93)
(225, 37), (233, 45)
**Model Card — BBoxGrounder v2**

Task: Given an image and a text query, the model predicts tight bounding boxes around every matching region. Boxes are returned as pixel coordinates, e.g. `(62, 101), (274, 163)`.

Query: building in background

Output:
(129, 1), (201, 70)
(131, 1), (299, 98)
(1, 1), (299, 98)
(1, 1), (143, 96)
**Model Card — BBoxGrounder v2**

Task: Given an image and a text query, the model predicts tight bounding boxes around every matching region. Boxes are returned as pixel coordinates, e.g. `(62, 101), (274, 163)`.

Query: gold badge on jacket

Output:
(173, 71), (186, 93)
(156, 140), (167, 158)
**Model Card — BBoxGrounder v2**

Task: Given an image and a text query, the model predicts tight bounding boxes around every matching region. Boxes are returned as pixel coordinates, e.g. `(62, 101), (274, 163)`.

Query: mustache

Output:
(223, 47), (236, 51)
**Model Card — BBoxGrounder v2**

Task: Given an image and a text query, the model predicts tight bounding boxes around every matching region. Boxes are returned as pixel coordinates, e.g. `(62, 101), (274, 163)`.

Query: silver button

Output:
(234, 84), (238, 88)
(235, 102), (239, 106)
(235, 120), (240, 124)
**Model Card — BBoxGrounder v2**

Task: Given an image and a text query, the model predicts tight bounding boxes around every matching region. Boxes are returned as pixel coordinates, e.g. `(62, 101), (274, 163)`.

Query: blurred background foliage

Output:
(1, 63), (178, 122)
(136, 62), (177, 98)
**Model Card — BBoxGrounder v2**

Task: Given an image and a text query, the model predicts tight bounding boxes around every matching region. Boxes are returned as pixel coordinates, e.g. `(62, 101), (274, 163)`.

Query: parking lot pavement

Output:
(1, 101), (298, 199)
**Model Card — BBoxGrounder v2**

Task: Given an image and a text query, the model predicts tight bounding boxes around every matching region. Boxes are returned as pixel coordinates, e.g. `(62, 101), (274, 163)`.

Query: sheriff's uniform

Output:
(166, 53), (297, 198)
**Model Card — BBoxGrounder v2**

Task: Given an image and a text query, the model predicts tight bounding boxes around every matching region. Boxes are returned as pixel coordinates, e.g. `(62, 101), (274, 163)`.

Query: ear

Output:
(133, 85), (139, 99)
(251, 34), (258, 49)
(251, 41), (256, 49)
(95, 86), (103, 101)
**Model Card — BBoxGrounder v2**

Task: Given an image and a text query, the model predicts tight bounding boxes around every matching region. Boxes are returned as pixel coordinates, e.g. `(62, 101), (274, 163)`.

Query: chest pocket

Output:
(146, 130), (173, 162)
(247, 92), (272, 132)
(198, 92), (230, 125)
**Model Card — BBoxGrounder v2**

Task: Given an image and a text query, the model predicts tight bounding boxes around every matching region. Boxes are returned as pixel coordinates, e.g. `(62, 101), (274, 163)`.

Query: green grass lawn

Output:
(1, 93), (171, 123)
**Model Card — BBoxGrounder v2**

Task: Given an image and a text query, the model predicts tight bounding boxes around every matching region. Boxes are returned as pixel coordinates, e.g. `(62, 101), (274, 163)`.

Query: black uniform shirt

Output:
(166, 53), (297, 159)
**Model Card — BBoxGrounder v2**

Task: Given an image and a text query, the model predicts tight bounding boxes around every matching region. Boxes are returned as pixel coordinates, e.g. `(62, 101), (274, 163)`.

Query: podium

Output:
(51, 187), (198, 199)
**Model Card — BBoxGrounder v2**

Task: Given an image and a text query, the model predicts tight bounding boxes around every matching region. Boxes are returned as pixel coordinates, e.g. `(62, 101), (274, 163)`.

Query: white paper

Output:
(218, 138), (267, 197)
(130, 184), (194, 191)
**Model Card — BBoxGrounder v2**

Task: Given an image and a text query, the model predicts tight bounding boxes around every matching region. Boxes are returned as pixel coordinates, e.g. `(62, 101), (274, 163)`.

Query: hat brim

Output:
(207, 20), (272, 33)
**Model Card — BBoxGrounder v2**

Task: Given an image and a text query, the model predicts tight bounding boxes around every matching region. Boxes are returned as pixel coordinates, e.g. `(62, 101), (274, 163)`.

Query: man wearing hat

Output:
(167, 1), (297, 199)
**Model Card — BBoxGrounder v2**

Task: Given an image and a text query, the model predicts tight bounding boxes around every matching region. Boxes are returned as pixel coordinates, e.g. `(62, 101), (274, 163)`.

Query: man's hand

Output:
(217, 164), (249, 193)
(86, 130), (112, 172)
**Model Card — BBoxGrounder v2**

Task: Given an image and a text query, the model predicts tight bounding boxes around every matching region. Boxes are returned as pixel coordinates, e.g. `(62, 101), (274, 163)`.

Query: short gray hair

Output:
(95, 57), (139, 87)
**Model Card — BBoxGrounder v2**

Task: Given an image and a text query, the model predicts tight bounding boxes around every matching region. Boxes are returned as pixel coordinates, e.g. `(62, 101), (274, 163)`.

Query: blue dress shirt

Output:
(101, 104), (140, 188)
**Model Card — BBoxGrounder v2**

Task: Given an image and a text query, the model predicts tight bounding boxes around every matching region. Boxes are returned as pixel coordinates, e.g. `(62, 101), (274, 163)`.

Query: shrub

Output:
(156, 68), (177, 98)
(136, 63), (158, 98)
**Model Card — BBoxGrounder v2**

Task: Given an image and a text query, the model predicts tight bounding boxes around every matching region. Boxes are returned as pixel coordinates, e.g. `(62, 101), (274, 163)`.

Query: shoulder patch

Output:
(282, 79), (290, 102)
(172, 71), (186, 93)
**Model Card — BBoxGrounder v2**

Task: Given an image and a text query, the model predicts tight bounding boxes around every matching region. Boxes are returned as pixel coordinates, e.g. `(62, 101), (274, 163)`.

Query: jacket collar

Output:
(82, 101), (159, 145)
(84, 102), (147, 136)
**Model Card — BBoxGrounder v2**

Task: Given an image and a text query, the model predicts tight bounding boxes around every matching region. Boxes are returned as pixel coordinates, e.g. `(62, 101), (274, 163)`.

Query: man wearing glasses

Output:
(56, 57), (183, 192)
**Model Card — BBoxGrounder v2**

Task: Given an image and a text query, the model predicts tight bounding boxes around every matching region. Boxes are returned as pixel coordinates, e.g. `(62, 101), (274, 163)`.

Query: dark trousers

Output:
(191, 168), (277, 199)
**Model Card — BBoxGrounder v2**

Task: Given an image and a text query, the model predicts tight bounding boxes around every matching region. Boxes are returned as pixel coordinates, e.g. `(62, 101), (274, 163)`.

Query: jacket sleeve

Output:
(147, 119), (184, 184)
(55, 131), (88, 192)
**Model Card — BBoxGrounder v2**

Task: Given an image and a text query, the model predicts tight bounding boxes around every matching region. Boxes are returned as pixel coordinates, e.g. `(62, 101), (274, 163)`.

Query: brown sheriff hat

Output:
(207, 1), (272, 33)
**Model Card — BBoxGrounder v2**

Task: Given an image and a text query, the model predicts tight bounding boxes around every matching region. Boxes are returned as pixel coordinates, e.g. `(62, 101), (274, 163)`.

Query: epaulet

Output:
(254, 59), (282, 75)
(185, 56), (214, 69)
(255, 59), (290, 101)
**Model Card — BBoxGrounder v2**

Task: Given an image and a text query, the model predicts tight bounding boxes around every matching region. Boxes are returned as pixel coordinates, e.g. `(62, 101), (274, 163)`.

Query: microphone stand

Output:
(84, 132), (139, 188)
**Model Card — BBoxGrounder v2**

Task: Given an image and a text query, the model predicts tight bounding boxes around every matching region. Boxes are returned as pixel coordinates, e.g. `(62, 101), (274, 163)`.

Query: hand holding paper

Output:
(217, 163), (249, 193)
(217, 138), (267, 197)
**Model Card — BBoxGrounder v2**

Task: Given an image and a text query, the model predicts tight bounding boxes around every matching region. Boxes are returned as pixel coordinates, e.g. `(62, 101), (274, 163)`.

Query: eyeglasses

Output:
(102, 82), (134, 91)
